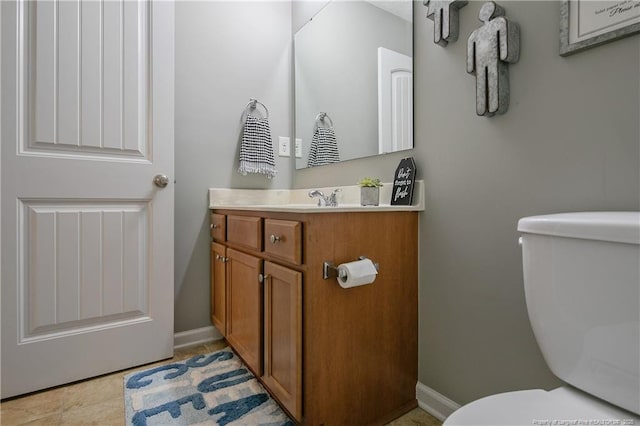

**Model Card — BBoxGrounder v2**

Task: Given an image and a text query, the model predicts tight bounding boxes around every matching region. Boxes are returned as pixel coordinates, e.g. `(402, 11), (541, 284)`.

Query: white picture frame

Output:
(560, 0), (640, 56)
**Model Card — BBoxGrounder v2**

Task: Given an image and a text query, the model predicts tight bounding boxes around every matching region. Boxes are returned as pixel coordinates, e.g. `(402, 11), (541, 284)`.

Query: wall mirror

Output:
(294, 0), (413, 169)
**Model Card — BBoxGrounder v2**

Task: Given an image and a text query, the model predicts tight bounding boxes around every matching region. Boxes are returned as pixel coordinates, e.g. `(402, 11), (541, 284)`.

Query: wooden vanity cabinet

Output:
(210, 209), (418, 425)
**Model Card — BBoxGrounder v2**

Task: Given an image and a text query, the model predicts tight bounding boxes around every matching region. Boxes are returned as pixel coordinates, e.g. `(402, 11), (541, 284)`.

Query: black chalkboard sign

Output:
(391, 157), (416, 206)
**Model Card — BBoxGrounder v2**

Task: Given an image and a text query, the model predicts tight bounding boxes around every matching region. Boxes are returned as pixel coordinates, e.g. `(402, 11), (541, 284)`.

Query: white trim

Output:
(173, 325), (223, 351)
(416, 381), (461, 422)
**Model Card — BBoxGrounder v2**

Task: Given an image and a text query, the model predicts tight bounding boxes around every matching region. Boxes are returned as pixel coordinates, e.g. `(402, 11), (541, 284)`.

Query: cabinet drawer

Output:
(227, 215), (263, 251)
(210, 213), (226, 241)
(264, 219), (302, 265)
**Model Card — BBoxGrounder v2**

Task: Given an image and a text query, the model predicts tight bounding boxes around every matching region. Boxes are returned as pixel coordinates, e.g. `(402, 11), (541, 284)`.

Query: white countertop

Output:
(208, 181), (424, 213)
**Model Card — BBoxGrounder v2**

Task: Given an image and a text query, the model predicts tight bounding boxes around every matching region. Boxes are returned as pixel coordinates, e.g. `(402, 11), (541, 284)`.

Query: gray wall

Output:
(174, 1), (293, 332)
(294, 1), (640, 405)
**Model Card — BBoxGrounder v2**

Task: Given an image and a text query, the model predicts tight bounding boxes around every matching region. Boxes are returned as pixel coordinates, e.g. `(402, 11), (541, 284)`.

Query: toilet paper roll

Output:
(336, 258), (378, 289)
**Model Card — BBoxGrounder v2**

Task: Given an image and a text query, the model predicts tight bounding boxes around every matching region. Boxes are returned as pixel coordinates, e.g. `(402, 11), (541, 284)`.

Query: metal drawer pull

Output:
(269, 234), (281, 244)
(258, 273), (270, 283)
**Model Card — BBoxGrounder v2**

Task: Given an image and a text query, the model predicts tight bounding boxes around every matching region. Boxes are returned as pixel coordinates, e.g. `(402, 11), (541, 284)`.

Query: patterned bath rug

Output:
(124, 347), (293, 426)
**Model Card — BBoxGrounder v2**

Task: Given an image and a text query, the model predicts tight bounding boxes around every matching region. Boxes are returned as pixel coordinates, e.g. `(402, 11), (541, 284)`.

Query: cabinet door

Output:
(210, 242), (227, 336)
(263, 261), (302, 421)
(226, 248), (263, 376)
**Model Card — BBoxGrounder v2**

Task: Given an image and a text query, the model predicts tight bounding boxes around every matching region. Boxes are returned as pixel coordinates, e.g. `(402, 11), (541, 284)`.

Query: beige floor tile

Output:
(204, 340), (229, 353)
(0, 387), (65, 425)
(387, 407), (443, 426)
(59, 398), (123, 426)
(62, 374), (124, 411)
(16, 411), (62, 426)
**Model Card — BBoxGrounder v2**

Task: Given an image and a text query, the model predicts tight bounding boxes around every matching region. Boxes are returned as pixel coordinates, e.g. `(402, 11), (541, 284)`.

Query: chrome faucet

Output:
(308, 190), (326, 207)
(308, 188), (342, 207)
(327, 188), (342, 207)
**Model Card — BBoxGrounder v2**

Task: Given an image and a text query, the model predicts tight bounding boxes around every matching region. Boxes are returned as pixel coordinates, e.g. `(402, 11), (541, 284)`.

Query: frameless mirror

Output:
(294, 0), (413, 169)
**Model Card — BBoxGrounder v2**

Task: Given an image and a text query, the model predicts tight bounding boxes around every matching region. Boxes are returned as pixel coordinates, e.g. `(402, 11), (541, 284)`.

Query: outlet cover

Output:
(278, 136), (290, 157)
(295, 138), (302, 158)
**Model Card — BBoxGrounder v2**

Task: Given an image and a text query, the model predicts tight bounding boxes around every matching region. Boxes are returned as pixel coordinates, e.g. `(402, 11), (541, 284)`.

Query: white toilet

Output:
(445, 212), (640, 426)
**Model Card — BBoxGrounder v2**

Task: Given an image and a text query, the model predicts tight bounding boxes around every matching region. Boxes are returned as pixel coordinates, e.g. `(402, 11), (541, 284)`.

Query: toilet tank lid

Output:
(518, 212), (640, 245)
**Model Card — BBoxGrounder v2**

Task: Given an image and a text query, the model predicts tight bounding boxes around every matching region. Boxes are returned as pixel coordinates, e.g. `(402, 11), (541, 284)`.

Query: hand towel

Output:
(307, 126), (340, 167)
(238, 114), (277, 178)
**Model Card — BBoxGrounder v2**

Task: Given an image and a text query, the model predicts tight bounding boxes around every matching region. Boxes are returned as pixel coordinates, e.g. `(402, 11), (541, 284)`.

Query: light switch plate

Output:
(295, 138), (302, 158)
(278, 136), (290, 157)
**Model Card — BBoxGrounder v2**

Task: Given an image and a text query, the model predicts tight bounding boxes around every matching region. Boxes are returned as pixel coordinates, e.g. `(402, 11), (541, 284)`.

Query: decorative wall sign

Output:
(391, 157), (416, 206)
(467, 1), (520, 117)
(423, 0), (469, 46)
(560, 0), (640, 56)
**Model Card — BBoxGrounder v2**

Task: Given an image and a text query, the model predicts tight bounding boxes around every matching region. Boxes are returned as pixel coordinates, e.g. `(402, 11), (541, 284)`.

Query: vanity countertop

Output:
(208, 181), (424, 213)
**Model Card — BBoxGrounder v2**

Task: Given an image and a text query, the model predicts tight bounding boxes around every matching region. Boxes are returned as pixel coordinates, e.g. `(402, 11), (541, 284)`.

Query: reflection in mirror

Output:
(294, 0), (413, 169)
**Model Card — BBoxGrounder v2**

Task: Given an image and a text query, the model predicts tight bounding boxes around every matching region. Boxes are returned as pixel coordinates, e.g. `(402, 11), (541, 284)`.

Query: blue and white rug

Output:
(124, 347), (293, 426)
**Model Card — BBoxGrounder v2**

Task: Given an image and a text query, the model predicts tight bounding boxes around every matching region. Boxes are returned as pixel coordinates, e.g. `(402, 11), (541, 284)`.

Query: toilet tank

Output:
(518, 212), (640, 415)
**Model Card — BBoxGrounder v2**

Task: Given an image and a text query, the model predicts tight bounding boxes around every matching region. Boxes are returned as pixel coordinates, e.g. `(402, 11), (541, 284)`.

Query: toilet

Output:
(445, 212), (640, 426)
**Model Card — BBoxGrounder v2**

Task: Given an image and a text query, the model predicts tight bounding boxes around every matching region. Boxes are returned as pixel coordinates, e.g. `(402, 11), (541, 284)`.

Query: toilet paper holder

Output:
(323, 256), (379, 280)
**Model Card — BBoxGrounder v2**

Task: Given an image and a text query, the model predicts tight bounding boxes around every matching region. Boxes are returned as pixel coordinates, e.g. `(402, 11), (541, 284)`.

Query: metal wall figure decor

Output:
(467, 1), (520, 117)
(423, 0), (468, 46)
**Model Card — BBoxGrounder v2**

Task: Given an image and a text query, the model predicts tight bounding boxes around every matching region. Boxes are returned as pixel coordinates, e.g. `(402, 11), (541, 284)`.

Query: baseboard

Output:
(416, 381), (461, 422)
(174, 325), (224, 350)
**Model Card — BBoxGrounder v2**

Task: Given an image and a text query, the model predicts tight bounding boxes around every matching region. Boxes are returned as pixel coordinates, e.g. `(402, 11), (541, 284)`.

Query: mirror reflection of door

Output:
(378, 47), (413, 154)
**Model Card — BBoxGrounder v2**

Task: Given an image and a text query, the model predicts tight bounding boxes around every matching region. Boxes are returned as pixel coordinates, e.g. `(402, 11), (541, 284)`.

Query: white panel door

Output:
(1, 0), (175, 398)
(378, 47), (413, 154)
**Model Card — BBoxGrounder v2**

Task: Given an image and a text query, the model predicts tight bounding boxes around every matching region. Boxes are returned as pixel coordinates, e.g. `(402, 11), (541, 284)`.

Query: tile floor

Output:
(0, 341), (442, 426)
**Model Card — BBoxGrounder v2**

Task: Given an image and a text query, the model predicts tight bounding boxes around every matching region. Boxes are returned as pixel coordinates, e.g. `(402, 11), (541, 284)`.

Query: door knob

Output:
(153, 174), (170, 188)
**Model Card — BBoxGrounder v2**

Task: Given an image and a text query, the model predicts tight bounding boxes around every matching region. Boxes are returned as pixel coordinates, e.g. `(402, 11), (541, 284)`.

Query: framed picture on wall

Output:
(560, 0), (640, 56)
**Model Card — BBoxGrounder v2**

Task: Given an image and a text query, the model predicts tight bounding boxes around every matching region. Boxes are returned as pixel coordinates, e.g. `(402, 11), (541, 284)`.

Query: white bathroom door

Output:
(1, 0), (175, 398)
(378, 47), (413, 154)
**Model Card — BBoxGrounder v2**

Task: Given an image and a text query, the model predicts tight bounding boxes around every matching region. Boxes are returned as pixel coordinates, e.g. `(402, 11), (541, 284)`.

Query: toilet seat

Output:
(443, 386), (640, 426)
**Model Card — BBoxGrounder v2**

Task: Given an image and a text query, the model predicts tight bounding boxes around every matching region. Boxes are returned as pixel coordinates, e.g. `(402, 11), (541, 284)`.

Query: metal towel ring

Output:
(315, 112), (333, 128)
(245, 98), (269, 119)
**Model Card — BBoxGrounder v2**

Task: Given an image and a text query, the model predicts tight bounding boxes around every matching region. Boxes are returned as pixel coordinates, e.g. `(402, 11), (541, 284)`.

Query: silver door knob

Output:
(153, 174), (170, 188)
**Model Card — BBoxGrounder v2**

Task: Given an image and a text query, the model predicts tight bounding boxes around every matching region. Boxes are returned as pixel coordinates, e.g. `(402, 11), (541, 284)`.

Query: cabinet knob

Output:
(269, 234), (281, 244)
(211, 224), (218, 229)
(258, 273), (270, 283)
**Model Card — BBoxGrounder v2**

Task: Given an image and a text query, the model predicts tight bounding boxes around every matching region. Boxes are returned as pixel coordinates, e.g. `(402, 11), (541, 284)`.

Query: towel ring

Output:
(315, 112), (333, 128)
(245, 98), (269, 119)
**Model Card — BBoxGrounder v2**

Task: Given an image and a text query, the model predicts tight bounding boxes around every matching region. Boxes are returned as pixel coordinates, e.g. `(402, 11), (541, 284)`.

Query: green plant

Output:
(357, 177), (383, 187)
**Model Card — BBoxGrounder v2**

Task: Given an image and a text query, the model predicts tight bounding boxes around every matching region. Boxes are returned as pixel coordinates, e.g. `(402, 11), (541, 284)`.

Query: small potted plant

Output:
(358, 177), (383, 206)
